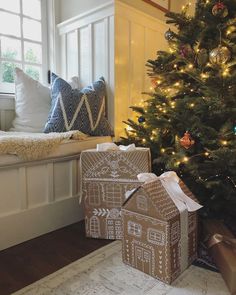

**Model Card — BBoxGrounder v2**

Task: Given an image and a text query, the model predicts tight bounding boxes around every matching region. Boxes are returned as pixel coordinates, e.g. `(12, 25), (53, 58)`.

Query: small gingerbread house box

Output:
(81, 148), (151, 240)
(121, 177), (199, 284)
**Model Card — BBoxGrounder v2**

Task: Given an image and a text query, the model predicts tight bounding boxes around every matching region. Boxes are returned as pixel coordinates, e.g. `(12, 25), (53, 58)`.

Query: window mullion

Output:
(20, 0), (24, 71)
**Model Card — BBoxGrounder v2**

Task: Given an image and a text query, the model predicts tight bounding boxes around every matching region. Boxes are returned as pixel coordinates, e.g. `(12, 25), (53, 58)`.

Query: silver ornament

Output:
(209, 45), (231, 65)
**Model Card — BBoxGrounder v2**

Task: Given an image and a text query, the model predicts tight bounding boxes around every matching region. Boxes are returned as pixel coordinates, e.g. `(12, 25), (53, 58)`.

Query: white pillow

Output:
(10, 68), (80, 133)
(11, 68), (51, 132)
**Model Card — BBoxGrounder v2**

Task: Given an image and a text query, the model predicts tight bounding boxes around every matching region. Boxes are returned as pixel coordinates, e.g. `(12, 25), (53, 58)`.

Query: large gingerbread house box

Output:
(81, 147), (151, 240)
(121, 172), (202, 284)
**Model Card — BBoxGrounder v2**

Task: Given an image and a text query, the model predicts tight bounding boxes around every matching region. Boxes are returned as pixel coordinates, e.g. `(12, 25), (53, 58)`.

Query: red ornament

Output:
(180, 131), (195, 149)
(212, 2), (228, 18)
(151, 78), (158, 87)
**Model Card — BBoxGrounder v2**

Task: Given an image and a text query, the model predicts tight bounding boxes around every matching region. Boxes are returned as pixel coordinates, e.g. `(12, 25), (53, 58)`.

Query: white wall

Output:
(58, 0), (188, 24)
(114, 0), (170, 137)
(59, 0), (111, 23)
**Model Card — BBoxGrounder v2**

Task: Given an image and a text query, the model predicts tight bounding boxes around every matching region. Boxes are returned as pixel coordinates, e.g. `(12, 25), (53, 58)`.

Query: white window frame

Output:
(0, 0), (49, 93)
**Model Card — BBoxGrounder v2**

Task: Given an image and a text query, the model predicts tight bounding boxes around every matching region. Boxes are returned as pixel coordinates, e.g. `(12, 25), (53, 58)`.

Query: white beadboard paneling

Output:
(79, 25), (92, 87)
(54, 161), (71, 200)
(0, 169), (21, 215)
(130, 22), (145, 115)
(27, 165), (48, 208)
(93, 20), (106, 80)
(115, 0), (168, 138)
(66, 30), (79, 79)
(114, 16), (130, 137)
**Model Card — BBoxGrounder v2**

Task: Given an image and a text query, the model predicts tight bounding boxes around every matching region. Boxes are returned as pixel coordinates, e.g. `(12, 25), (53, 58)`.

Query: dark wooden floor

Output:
(0, 221), (112, 295)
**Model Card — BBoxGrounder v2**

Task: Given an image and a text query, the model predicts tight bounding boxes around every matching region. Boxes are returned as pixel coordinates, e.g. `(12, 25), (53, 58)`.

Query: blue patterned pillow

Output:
(44, 73), (113, 136)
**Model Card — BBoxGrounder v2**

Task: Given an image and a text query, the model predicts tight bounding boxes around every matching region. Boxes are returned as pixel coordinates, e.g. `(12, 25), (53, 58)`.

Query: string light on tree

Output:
(122, 0), (236, 219)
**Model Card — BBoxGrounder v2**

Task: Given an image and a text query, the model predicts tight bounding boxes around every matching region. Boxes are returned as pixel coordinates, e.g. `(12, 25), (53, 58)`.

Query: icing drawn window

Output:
(106, 184), (122, 207)
(147, 228), (165, 246)
(128, 221), (142, 237)
(136, 195), (148, 211)
(88, 183), (100, 206)
(90, 216), (100, 237)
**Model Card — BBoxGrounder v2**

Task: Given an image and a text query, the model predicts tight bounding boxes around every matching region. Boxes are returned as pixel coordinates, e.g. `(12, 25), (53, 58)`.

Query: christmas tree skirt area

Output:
(13, 241), (230, 295)
(194, 241), (218, 272)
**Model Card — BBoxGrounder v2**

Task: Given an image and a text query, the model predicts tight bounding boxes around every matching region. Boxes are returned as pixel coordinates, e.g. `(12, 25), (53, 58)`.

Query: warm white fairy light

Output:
(161, 148), (165, 153)
(222, 140), (228, 146)
(183, 157), (189, 162)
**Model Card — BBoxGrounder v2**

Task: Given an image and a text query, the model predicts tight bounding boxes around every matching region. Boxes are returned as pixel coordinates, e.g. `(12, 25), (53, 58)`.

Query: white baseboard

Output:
(0, 197), (84, 251)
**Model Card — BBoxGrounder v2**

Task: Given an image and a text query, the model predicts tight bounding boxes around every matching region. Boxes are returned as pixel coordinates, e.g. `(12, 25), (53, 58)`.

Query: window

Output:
(128, 221), (142, 237)
(106, 184), (122, 207)
(88, 183), (101, 206)
(0, 0), (48, 93)
(136, 195), (148, 211)
(147, 228), (165, 246)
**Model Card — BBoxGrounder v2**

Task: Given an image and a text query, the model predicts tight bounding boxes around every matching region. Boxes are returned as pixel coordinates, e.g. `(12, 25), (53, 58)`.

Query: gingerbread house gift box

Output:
(121, 172), (202, 284)
(80, 146), (151, 240)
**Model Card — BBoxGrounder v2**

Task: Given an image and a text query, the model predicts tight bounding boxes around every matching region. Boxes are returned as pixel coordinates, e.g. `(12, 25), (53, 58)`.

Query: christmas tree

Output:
(122, 0), (236, 218)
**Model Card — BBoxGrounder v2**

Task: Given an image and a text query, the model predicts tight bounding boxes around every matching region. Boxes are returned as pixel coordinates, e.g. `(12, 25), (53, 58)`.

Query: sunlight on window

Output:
(23, 0), (41, 20)
(1, 37), (21, 61)
(0, 0), (20, 13)
(25, 65), (41, 81)
(1, 62), (21, 83)
(23, 18), (42, 41)
(0, 12), (20, 37)
(24, 42), (42, 64)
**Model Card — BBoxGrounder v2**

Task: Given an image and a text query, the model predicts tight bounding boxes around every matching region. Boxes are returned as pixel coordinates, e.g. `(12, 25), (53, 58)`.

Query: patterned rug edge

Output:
(12, 241), (120, 295)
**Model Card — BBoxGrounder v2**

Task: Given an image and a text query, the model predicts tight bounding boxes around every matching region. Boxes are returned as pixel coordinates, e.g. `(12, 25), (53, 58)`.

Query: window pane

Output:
(1, 37), (21, 60)
(0, 0), (20, 13)
(23, 18), (41, 41)
(25, 65), (41, 81)
(23, 0), (41, 20)
(0, 12), (20, 37)
(24, 42), (42, 64)
(1, 62), (21, 83)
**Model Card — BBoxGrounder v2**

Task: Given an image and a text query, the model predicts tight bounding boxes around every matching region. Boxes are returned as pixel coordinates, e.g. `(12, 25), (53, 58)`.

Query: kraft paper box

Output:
(81, 148), (151, 240)
(204, 219), (236, 294)
(122, 178), (198, 284)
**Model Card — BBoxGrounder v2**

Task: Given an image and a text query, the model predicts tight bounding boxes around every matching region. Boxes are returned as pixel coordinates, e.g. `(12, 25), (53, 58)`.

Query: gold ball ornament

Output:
(212, 2), (228, 18)
(209, 45), (231, 65)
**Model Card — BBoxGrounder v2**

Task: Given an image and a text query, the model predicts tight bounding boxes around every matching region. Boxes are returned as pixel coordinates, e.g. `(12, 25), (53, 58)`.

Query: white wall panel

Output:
(93, 20), (106, 80)
(66, 30), (79, 79)
(79, 26), (92, 86)
(115, 1), (169, 137)
(54, 161), (71, 200)
(0, 169), (20, 215)
(27, 165), (48, 208)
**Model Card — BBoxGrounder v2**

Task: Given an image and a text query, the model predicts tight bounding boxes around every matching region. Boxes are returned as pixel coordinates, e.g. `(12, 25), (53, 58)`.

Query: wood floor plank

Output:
(0, 221), (112, 295)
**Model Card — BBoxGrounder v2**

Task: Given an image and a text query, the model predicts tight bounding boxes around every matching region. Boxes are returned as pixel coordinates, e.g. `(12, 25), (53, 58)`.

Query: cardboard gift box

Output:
(204, 219), (236, 294)
(121, 172), (202, 284)
(81, 147), (151, 240)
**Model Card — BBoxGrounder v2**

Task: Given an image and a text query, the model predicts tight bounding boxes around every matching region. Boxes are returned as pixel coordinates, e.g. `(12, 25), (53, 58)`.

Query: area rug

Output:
(13, 241), (230, 295)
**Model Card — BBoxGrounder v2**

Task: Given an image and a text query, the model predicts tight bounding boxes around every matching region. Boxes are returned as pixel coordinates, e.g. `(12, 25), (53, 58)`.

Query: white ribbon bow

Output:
(96, 142), (136, 152)
(137, 171), (202, 212)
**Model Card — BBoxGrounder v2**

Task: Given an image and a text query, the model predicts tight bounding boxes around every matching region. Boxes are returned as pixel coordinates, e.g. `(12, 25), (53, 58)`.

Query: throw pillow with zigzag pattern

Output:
(44, 73), (113, 136)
